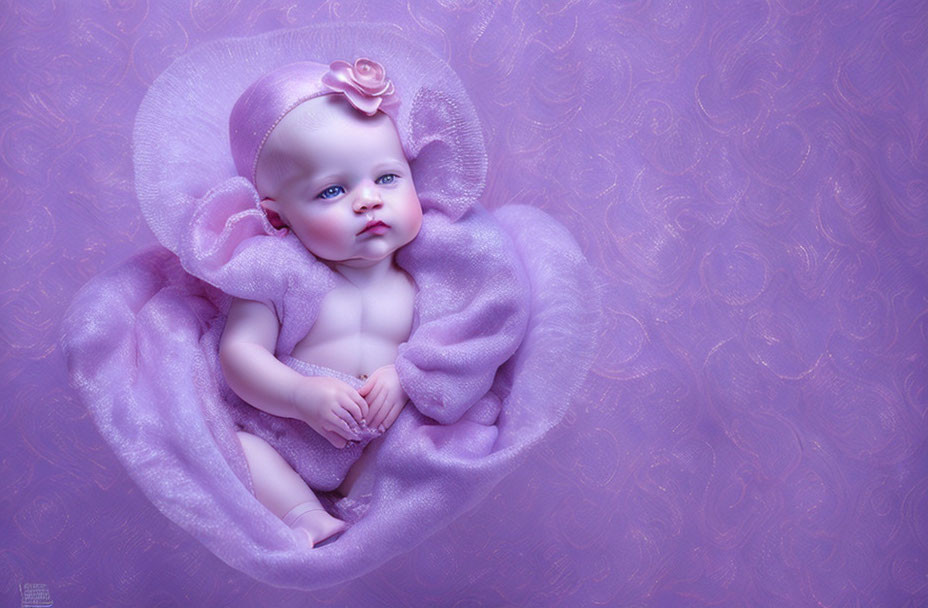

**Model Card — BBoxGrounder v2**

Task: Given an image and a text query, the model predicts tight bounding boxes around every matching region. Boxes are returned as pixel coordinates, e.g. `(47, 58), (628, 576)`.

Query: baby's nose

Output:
(353, 186), (383, 212)
(354, 198), (382, 212)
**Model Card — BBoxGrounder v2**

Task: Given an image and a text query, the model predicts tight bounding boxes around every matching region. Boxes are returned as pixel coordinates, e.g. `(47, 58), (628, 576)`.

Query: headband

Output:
(229, 58), (402, 186)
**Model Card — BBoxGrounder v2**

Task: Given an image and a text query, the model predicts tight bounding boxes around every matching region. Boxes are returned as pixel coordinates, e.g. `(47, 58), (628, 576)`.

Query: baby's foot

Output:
(287, 507), (347, 548)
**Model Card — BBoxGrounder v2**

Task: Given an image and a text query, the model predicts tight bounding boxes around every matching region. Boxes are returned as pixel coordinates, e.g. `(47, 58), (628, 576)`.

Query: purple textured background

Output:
(3, 1), (927, 606)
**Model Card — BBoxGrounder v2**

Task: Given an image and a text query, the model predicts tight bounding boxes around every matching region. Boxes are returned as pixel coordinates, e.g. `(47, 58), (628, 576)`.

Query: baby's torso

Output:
(289, 266), (416, 378)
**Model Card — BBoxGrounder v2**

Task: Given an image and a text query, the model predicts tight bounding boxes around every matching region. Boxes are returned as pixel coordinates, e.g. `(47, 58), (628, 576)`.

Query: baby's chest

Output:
(312, 278), (416, 343)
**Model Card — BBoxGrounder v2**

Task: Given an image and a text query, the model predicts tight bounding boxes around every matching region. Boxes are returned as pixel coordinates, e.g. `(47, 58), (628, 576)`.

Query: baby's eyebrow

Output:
(295, 160), (407, 187)
(289, 170), (345, 191)
(297, 172), (339, 186)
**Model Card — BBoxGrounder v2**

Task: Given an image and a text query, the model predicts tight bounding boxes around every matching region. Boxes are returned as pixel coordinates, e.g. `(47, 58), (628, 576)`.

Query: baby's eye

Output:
(317, 185), (345, 199)
(376, 174), (397, 185)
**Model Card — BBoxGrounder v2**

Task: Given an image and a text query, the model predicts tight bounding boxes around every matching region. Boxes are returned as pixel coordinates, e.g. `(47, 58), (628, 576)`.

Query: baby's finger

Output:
(365, 383), (385, 408)
(382, 398), (406, 431)
(360, 395), (379, 425)
(332, 406), (361, 430)
(339, 395), (365, 425)
(358, 377), (374, 397)
(365, 385), (385, 421)
(352, 389), (370, 420)
(368, 391), (390, 429)
(325, 415), (357, 441)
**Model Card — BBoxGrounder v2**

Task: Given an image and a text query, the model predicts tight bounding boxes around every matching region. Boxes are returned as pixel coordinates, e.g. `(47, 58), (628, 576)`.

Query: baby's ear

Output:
(259, 198), (288, 230)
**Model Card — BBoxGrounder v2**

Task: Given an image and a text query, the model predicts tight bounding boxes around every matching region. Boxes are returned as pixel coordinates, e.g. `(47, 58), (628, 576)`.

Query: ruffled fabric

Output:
(395, 206), (531, 424)
(60, 23), (600, 589)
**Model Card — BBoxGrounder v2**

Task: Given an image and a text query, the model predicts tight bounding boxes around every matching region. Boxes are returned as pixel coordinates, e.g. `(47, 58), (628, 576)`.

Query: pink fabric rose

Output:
(321, 58), (400, 116)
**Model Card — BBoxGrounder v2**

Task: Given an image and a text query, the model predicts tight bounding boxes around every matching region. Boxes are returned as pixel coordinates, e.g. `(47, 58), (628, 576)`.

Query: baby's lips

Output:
(357, 220), (390, 235)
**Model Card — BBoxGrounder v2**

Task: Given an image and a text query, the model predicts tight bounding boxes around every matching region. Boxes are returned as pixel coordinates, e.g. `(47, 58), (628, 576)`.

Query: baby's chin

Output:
(306, 243), (411, 269)
(304, 231), (420, 267)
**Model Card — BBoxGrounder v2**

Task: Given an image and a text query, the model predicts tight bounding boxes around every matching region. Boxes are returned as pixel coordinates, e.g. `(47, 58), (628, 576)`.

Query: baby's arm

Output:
(219, 298), (368, 448)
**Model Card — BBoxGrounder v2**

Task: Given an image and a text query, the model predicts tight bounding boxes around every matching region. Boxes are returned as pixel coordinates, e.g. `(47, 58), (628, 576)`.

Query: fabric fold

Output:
(395, 205), (531, 424)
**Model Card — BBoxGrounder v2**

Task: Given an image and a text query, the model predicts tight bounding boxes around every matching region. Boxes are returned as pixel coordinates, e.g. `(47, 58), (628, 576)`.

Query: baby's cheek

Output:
(397, 194), (423, 231)
(308, 214), (350, 244)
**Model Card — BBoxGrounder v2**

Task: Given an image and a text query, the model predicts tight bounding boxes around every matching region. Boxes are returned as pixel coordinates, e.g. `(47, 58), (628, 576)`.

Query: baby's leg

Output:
(236, 431), (346, 547)
(338, 433), (386, 500)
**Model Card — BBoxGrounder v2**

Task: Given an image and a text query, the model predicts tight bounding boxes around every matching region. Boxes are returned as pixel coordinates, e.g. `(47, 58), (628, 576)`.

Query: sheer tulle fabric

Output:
(60, 24), (599, 588)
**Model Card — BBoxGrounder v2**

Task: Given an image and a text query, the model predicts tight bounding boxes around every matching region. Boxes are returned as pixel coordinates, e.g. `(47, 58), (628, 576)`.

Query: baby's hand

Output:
(359, 364), (408, 433)
(291, 376), (369, 449)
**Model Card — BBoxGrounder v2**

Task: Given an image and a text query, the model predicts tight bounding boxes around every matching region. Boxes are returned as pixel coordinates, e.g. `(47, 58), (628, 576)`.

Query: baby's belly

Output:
(289, 333), (403, 379)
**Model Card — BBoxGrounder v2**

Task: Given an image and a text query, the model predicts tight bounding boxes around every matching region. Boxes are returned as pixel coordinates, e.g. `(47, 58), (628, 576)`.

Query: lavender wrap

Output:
(177, 173), (532, 494)
(59, 24), (600, 588)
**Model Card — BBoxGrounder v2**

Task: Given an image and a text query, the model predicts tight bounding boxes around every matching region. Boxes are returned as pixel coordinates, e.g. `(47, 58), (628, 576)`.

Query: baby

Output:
(218, 60), (422, 548)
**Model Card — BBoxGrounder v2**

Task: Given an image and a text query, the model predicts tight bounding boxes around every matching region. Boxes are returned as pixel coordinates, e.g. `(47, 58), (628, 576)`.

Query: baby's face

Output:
(255, 95), (422, 268)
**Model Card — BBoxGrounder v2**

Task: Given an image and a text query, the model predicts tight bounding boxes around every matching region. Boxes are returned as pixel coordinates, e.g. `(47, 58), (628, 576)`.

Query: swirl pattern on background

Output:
(2, 0), (927, 605)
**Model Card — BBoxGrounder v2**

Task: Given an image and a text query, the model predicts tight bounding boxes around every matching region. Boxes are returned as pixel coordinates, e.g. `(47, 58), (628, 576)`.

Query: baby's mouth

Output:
(358, 220), (389, 235)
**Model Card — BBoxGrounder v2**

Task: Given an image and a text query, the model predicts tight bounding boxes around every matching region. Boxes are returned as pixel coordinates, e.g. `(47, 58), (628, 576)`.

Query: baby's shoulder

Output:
(225, 297), (280, 328)
(219, 297), (280, 351)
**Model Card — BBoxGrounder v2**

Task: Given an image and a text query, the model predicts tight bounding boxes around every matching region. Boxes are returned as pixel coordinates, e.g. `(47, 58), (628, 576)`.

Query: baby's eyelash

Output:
(315, 174), (398, 199)
(317, 185), (345, 199)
